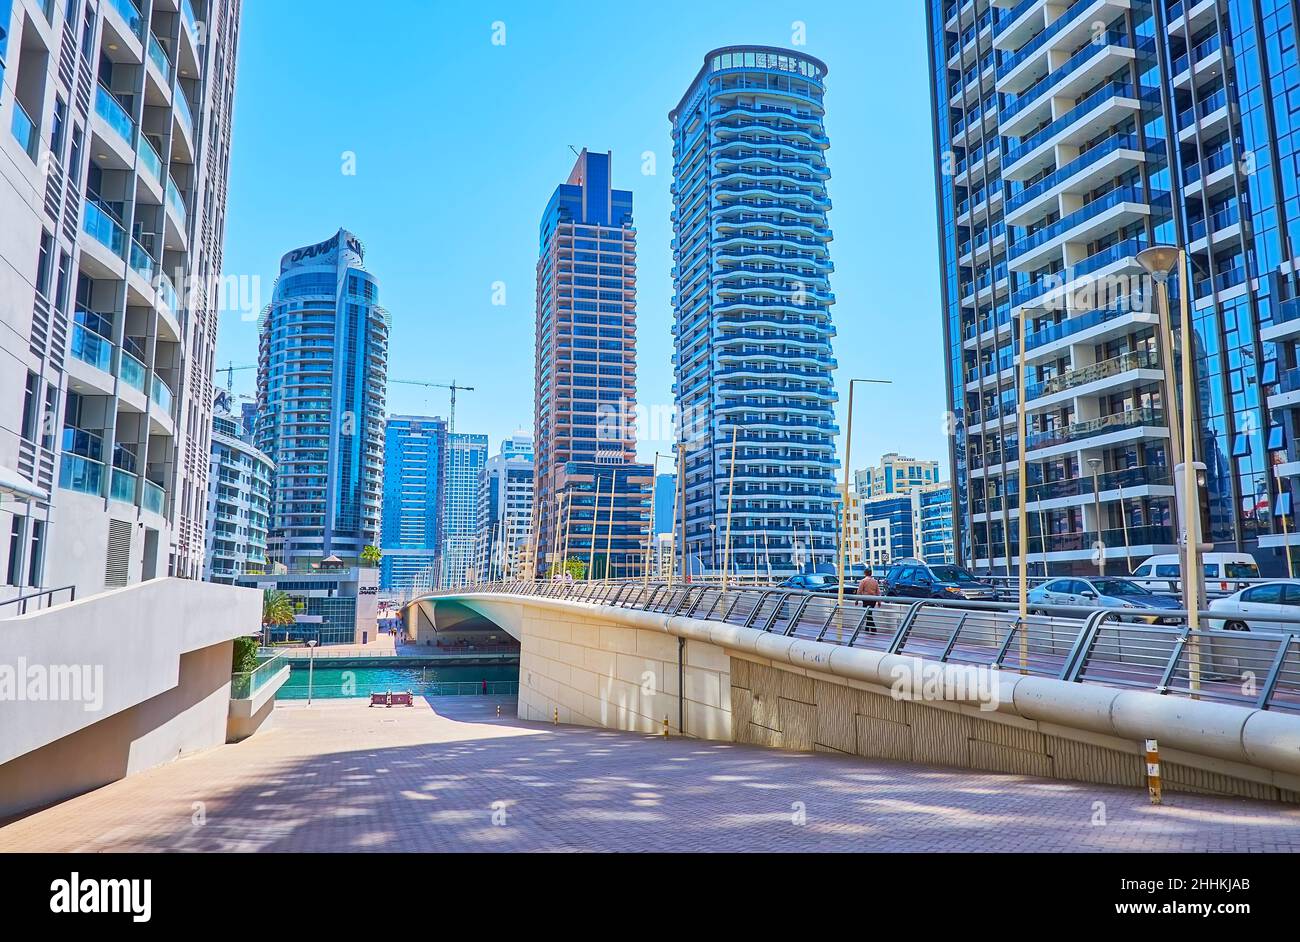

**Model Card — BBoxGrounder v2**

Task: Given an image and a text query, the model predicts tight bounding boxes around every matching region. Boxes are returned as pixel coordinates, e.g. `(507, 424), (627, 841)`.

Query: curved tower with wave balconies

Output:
(669, 46), (838, 576)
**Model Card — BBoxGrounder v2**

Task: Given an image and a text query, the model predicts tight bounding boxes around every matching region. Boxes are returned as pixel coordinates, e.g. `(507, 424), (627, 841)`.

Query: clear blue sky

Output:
(216, 0), (949, 476)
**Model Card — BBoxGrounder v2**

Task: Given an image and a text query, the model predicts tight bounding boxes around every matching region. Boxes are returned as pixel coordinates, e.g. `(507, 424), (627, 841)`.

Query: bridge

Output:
(406, 580), (1300, 804)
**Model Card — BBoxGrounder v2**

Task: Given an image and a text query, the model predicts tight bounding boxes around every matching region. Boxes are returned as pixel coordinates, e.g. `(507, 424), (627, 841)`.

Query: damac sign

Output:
(284, 232), (364, 267)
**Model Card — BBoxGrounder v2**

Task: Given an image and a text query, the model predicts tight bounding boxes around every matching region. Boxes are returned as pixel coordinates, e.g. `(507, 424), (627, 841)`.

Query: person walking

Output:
(856, 571), (881, 633)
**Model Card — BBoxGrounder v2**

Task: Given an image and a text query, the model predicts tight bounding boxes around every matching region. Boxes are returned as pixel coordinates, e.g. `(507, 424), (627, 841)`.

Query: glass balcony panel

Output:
(142, 479), (165, 514)
(110, 467), (138, 503)
(10, 100), (38, 161)
(95, 83), (135, 142)
(82, 200), (127, 256)
(70, 322), (114, 372)
(118, 349), (147, 392)
(59, 454), (105, 496)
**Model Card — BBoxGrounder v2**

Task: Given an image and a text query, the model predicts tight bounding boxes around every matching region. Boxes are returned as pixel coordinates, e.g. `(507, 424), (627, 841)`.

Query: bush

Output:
(232, 636), (260, 674)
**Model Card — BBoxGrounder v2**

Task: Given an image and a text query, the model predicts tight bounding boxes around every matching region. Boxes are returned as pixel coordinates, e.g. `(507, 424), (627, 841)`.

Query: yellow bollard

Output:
(1145, 739), (1162, 805)
(553, 706), (558, 725)
(662, 716), (669, 738)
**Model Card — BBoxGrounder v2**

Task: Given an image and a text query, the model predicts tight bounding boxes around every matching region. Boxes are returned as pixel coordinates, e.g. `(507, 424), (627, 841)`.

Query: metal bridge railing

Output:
(421, 580), (1300, 713)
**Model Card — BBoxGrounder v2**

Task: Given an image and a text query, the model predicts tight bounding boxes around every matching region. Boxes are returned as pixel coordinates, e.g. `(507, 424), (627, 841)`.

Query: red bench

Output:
(368, 691), (414, 708)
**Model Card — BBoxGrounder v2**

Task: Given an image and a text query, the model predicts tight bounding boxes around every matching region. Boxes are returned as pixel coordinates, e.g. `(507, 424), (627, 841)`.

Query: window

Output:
(1243, 584), (1284, 604)
(26, 520), (44, 587)
(20, 371), (39, 442)
(50, 96), (67, 160)
(35, 230), (53, 297)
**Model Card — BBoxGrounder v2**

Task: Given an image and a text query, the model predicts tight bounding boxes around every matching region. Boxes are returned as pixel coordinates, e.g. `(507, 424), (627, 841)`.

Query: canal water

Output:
(277, 661), (519, 700)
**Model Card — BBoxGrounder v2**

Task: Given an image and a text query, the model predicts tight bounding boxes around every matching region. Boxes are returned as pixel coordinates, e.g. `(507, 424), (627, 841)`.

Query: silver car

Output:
(1207, 581), (1300, 633)
(1027, 577), (1183, 624)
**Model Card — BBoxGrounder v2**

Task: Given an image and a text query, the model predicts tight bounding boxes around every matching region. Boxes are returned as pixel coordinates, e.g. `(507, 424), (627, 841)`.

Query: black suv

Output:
(883, 560), (998, 601)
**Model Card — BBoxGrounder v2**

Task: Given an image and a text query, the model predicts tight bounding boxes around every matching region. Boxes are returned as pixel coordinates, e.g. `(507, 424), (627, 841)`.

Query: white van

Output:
(1130, 553), (1260, 596)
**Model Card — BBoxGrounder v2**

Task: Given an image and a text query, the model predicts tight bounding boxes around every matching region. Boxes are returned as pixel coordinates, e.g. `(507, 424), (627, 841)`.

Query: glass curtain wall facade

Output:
(0, 0), (241, 599)
(255, 229), (389, 571)
(669, 46), (839, 577)
(928, 0), (1300, 576)
(378, 414), (444, 594)
(204, 394), (273, 582)
(475, 434), (535, 581)
(438, 431), (487, 587)
(533, 149), (644, 576)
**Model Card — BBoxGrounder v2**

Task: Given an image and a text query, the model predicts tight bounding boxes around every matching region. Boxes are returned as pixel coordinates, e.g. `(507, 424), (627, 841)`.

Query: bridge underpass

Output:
(406, 581), (1300, 804)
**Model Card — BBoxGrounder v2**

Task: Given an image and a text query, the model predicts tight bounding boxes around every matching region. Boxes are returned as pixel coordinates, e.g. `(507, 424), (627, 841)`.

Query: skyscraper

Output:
(533, 149), (650, 577)
(927, 0), (1300, 576)
(0, 0), (241, 598)
(379, 414), (445, 594)
(476, 433), (534, 581)
(255, 229), (389, 571)
(669, 47), (839, 576)
(439, 431), (487, 587)
(204, 392), (273, 583)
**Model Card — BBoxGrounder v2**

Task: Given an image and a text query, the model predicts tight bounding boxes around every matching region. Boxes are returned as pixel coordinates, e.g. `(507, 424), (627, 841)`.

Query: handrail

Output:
(0, 585), (77, 616)
(417, 580), (1300, 713)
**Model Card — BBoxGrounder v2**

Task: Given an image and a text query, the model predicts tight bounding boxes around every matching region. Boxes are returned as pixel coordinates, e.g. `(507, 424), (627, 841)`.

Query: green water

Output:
(277, 662), (519, 700)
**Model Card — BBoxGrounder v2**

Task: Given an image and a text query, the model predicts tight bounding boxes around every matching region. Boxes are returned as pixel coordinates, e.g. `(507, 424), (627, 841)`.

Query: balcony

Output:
(1026, 464), (1173, 505)
(1026, 349), (1161, 407)
(1008, 185), (1158, 272)
(110, 468), (138, 504)
(95, 83), (135, 145)
(136, 133), (163, 184)
(1260, 298), (1300, 344)
(1006, 134), (1158, 226)
(1025, 406), (1165, 454)
(9, 99), (38, 162)
(151, 375), (174, 416)
(129, 237), (155, 283)
(119, 348), (147, 393)
(58, 454), (104, 497)
(106, 0), (144, 39)
(142, 479), (165, 515)
(996, 0), (1133, 92)
(147, 33), (172, 82)
(999, 33), (1146, 138)
(1003, 84), (1154, 181)
(82, 199), (127, 258)
(69, 322), (114, 374)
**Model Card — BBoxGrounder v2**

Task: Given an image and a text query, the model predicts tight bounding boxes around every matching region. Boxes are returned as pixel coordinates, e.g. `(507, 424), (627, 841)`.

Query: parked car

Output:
(1027, 576), (1183, 623)
(1130, 553), (1260, 596)
(1207, 581), (1300, 633)
(779, 573), (842, 594)
(882, 560), (998, 601)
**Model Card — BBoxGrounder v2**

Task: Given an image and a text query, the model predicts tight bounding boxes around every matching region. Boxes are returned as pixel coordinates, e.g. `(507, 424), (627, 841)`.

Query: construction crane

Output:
(215, 361), (256, 393)
(389, 379), (475, 434)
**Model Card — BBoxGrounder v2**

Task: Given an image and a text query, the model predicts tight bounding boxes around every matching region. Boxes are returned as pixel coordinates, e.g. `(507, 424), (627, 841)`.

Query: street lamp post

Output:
(306, 638), (318, 707)
(1137, 244), (1205, 691)
(837, 378), (892, 609)
(1088, 456), (1104, 576)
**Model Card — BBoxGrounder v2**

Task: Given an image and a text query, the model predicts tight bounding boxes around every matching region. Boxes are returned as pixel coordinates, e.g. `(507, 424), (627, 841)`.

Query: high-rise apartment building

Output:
(533, 148), (648, 576)
(0, 0), (241, 598)
(438, 431), (486, 587)
(378, 414), (444, 594)
(670, 46), (839, 576)
(476, 433), (534, 581)
(928, 0), (1300, 575)
(912, 481), (955, 565)
(854, 453), (942, 499)
(255, 229), (389, 572)
(203, 391), (272, 582)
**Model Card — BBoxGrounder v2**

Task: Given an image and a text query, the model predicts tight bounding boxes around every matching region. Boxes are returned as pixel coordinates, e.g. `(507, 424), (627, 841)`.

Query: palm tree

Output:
(262, 589), (295, 643)
(360, 544), (382, 568)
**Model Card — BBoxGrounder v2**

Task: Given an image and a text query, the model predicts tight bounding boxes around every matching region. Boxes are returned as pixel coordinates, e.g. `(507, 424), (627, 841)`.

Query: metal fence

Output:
(420, 580), (1300, 713)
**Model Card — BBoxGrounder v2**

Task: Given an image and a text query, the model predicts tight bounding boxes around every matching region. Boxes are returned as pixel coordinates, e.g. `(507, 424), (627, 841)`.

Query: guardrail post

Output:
(843, 607), (874, 646)
(938, 614), (969, 663)
(1155, 631), (1190, 695)
(758, 592), (795, 633)
(743, 590), (774, 628)
(782, 594), (817, 636)
(886, 601), (927, 654)
(1257, 635), (1297, 710)
(1059, 610), (1107, 682)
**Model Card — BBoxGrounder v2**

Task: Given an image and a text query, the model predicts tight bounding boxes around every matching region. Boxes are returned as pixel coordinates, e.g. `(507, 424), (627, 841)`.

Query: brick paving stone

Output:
(1, 696), (1298, 852)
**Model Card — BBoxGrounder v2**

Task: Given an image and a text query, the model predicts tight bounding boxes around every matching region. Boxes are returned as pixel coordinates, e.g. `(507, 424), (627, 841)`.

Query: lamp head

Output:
(1136, 245), (1180, 281)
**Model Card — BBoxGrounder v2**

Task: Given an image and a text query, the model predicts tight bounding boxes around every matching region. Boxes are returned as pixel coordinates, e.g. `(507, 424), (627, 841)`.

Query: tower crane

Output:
(388, 379), (475, 434)
(215, 361), (256, 393)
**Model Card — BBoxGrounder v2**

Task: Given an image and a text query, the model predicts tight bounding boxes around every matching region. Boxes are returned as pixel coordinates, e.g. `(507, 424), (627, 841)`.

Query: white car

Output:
(1207, 581), (1300, 633)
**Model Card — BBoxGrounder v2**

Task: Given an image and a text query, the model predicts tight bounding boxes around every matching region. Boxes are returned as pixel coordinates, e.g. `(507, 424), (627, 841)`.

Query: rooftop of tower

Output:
(669, 45), (829, 123)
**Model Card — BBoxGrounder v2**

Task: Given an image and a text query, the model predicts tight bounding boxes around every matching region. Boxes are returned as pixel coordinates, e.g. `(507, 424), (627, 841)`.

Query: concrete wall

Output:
(429, 592), (1300, 804)
(0, 578), (262, 818)
(0, 642), (233, 818)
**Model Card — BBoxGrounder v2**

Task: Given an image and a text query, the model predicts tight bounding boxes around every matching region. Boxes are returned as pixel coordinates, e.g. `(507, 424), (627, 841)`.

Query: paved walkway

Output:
(2, 698), (1298, 852)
